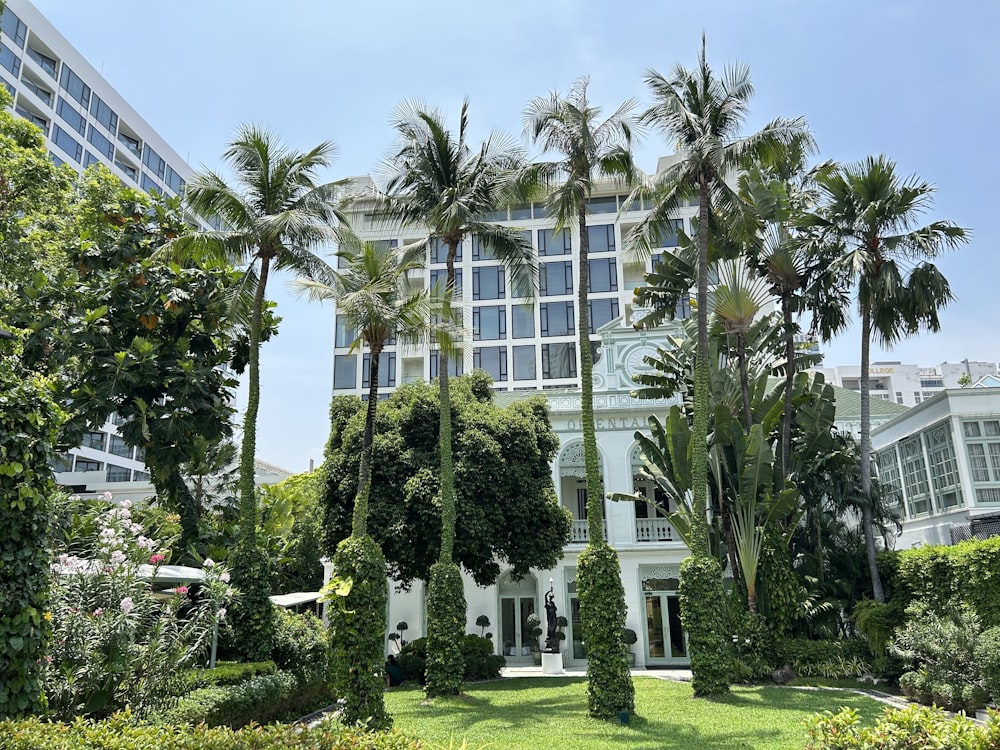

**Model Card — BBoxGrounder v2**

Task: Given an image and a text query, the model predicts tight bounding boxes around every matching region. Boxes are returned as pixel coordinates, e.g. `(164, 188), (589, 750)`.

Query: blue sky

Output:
(32, 1), (1000, 473)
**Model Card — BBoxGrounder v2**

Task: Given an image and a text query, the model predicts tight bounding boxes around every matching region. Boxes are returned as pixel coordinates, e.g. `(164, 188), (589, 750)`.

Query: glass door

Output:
(500, 596), (536, 663)
(644, 591), (688, 665)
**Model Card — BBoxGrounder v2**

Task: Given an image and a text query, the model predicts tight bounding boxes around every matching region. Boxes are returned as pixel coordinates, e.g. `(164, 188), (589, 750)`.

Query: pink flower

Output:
(120, 597), (134, 614)
(220, 571), (230, 583)
(217, 608), (227, 620)
(149, 554), (166, 565)
(203, 558), (215, 569)
(92, 608), (103, 617)
(175, 586), (189, 596)
(103, 491), (113, 501)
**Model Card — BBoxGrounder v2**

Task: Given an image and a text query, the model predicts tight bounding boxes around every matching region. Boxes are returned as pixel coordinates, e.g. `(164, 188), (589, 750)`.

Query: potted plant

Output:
(623, 627), (638, 666)
(476, 614), (491, 638)
(526, 613), (543, 665)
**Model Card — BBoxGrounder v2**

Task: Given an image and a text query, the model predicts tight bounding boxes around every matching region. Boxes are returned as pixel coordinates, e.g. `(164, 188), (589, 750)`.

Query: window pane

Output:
(587, 224), (615, 253)
(510, 203), (531, 220)
(333, 354), (357, 389)
(588, 258), (618, 293)
(473, 266), (505, 300)
(540, 261), (572, 296)
(87, 125), (114, 159)
(540, 301), (574, 337)
(90, 93), (118, 134)
(52, 124), (82, 162)
(362, 352), (396, 389)
(430, 350), (463, 378)
(589, 298), (620, 333)
(538, 228), (571, 256)
(473, 346), (508, 382)
(56, 96), (86, 135)
(106, 464), (131, 482)
(586, 196), (617, 214)
(473, 305), (506, 340)
(513, 345), (536, 381)
(430, 268), (463, 297)
(430, 236), (461, 264)
(81, 431), (106, 450)
(59, 65), (90, 108)
(542, 343), (577, 379)
(107, 435), (132, 459)
(512, 304), (535, 339)
(335, 315), (356, 348)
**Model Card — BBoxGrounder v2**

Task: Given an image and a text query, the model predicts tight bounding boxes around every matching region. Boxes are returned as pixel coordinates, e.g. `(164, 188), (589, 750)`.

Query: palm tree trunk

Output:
(238, 254), (270, 544)
(781, 300), (795, 478)
(737, 330), (752, 433)
(689, 177), (711, 555)
(354, 344), (380, 538)
(859, 307), (885, 602)
(437, 241), (458, 563)
(578, 208), (603, 545)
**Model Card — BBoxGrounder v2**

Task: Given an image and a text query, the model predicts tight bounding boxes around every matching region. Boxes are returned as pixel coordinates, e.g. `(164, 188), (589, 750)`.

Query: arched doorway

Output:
(557, 440), (607, 544)
(498, 571), (538, 664)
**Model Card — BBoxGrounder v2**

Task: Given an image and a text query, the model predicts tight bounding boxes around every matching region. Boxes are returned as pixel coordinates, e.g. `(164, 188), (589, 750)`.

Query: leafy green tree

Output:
(320, 372), (571, 587)
(522, 77), (637, 718)
(628, 37), (806, 696)
(374, 100), (533, 697)
(802, 155), (969, 603)
(177, 125), (343, 658)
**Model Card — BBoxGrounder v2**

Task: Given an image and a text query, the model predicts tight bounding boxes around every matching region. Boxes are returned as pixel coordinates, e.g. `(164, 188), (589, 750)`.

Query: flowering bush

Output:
(44, 496), (231, 719)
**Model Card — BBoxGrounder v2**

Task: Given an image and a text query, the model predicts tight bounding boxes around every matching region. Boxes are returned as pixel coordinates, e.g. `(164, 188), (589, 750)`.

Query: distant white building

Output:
(816, 360), (997, 407)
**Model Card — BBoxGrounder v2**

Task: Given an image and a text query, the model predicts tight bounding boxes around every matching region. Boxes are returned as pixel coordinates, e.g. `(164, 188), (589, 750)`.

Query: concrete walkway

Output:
(501, 664), (693, 681)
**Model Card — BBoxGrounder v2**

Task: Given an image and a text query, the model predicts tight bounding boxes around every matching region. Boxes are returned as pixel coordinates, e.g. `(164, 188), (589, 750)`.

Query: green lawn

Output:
(384, 676), (887, 750)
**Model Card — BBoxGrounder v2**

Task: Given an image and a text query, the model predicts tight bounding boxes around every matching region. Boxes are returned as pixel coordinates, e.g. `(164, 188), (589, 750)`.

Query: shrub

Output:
(729, 611), (779, 681)
(399, 636), (427, 684)
(44, 504), (231, 720)
(806, 704), (1000, 749)
(776, 637), (868, 676)
(271, 608), (329, 683)
(852, 599), (897, 657)
(425, 561), (466, 698)
(578, 543), (635, 718)
(227, 540), (274, 662)
(0, 714), (423, 749)
(461, 634), (504, 681)
(151, 669), (331, 728)
(326, 534), (389, 729)
(977, 626), (1000, 703)
(679, 555), (730, 696)
(179, 661), (277, 692)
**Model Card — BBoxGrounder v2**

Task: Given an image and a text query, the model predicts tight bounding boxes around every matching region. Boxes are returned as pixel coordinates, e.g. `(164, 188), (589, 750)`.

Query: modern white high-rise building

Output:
(815, 360), (998, 407)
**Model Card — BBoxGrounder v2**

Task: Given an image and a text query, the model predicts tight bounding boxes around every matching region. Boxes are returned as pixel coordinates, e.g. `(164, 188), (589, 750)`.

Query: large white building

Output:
(816, 360), (998, 407)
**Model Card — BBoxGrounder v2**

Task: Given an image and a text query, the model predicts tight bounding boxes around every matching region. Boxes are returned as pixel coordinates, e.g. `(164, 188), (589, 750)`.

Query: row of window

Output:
(471, 192), (699, 223)
(78, 430), (144, 461)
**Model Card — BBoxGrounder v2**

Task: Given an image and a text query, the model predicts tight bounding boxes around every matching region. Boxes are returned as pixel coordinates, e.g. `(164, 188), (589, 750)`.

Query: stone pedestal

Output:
(541, 651), (564, 675)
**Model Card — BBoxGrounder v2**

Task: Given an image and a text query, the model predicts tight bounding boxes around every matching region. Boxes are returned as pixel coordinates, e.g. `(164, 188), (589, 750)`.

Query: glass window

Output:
(90, 94), (118, 134)
(334, 315), (356, 348)
(114, 158), (137, 181)
(473, 346), (508, 382)
(473, 305), (506, 340)
(26, 47), (56, 78)
(542, 343), (577, 379)
(900, 436), (930, 515)
(538, 228), (571, 256)
(0, 74), (13, 97)
(430, 236), (461, 264)
(589, 298), (620, 333)
(586, 195), (617, 214)
(87, 125), (114, 159)
(21, 77), (51, 105)
(925, 423), (961, 510)
(472, 230), (530, 261)
(107, 435), (131, 459)
(81, 431), (106, 450)
(74, 459), (103, 473)
(362, 352), (396, 389)
(134, 446), (145, 462)
(142, 144), (166, 179)
(133, 470), (150, 482)
(512, 304), (535, 339)
(56, 96), (86, 135)
(540, 301), (575, 337)
(430, 350), (463, 378)
(333, 354), (357, 389)
(118, 131), (141, 157)
(0, 43), (20, 77)
(52, 453), (72, 473)
(59, 65), (90, 108)
(51, 125), (82, 163)
(15, 106), (46, 132)
(532, 202), (550, 219)
(430, 268), (462, 297)
(164, 165), (184, 195)
(654, 218), (685, 248)
(513, 345), (536, 381)
(875, 448), (903, 513)
(106, 464), (131, 482)
(1, 7), (27, 48)
(587, 224), (616, 253)
(472, 266), (505, 300)
(539, 261), (572, 296)
(140, 173), (162, 195)
(509, 203), (531, 221)
(588, 258), (618, 293)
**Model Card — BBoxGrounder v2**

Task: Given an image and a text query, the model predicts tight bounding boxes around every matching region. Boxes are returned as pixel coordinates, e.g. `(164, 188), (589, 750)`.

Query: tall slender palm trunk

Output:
(689, 178), (711, 555)
(577, 209), (604, 542)
(353, 346), (380, 537)
(781, 302), (795, 478)
(438, 242), (459, 563)
(859, 306), (885, 602)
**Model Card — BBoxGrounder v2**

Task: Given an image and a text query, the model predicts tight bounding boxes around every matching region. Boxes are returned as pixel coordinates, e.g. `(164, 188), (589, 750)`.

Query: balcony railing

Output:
(635, 517), (675, 542)
(570, 520), (607, 544)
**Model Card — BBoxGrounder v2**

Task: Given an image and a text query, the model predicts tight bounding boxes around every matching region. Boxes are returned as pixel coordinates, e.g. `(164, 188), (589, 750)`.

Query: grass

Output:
(384, 676), (887, 750)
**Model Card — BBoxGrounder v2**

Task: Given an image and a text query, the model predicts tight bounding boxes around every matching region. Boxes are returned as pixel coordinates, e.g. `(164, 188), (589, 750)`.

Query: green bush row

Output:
(178, 661), (277, 692)
(399, 634), (505, 684)
(150, 670), (330, 728)
(806, 704), (1000, 749)
(0, 715), (421, 750)
(882, 537), (1000, 628)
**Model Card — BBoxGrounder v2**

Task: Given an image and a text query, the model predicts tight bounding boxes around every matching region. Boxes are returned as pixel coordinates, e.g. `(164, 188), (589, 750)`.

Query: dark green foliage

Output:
(398, 637), (427, 684)
(679, 555), (731, 696)
(577, 545), (635, 718)
(0, 363), (63, 718)
(320, 377), (570, 587)
(179, 661), (277, 692)
(883, 537), (1000, 628)
(328, 535), (389, 729)
(806, 704), (1000, 750)
(728, 611), (779, 681)
(424, 562), (465, 698)
(756, 531), (800, 637)
(852, 599), (897, 657)
(152, 669), (331, 728)
(976, 626), (1000, 704)
(271, 609), (329, 683)
(2, 716), (423, 750)
(228, 540), (275, 662)
(460, 634), (505, 681)
(774, 637), (869, 675)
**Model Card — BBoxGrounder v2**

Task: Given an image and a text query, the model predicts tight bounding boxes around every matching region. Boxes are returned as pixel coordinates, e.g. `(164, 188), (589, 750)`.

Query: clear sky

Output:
(31, 1), (1000, 473)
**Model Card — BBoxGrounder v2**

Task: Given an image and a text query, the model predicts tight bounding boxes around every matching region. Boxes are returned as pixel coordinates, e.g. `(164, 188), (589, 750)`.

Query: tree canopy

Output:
(319, 371), (571, 587)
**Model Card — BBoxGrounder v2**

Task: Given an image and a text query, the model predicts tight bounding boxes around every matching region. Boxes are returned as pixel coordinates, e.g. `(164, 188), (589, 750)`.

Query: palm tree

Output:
(802, 155), (969, 603)
(374, 100), (533, 697)
(629, 36), (808, 553)
(176, 124), (342, 659)
(523, 77), (637, 719)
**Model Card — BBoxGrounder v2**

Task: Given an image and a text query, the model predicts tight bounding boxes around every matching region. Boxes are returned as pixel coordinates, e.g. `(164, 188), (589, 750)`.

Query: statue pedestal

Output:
(541, 651), (563, 675)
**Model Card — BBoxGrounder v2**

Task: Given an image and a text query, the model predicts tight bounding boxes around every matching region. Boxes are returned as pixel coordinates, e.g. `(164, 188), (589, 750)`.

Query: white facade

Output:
(816, 360), (997, 408)
(872, 386), (1000, 548)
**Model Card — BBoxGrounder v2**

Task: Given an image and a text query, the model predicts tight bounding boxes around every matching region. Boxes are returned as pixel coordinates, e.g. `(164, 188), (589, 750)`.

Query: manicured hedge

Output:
(806, 704), (1000, 749)
(150, 670), (330, 728)
(178, 661), (277, 692)
(882, 537), (1000, 628)
(0, 715), (422, 750)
